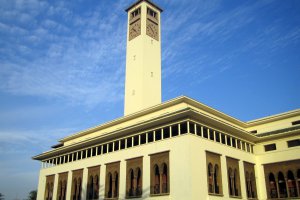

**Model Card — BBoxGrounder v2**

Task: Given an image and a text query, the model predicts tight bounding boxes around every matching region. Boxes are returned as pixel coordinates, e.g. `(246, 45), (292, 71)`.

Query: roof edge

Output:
(125, 0), (163, 12)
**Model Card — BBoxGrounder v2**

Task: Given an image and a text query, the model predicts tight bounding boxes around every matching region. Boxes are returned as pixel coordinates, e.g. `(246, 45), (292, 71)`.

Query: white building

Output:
(34, 0), (300, 200)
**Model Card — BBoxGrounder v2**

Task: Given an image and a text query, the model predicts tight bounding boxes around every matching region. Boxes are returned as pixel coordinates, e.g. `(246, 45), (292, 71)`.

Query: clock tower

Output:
(124, 0), (163, 115)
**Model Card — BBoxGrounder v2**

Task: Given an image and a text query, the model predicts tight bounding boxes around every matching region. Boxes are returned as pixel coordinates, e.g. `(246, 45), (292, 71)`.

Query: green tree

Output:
(26, 190), (37, 200)
(0, 193), (4, 200)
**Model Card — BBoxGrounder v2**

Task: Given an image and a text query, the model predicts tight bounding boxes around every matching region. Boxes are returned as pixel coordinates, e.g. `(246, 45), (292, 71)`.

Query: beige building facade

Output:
(34, 1), (300, 200)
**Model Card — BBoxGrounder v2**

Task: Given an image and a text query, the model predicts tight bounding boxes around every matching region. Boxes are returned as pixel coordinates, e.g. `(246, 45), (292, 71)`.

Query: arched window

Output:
(287, 170), (297, 197)
(233, 169), (238, 196)
(77, 178), (82, 200)
(278, 171), (287, 198)
(228, 168), (234, 196)
(250, 172), (256, 198)
(269, 173), (277, 198)
(162, 163), (168, 193)
(214, 164), (220, 194)
(154, 164), (160, 194)
(58, 181), (63, 200)
(136, 168), (142, 196)
(246, 172), (251, 198)
(87, 176), (93, 199)
(128, 169), (134, 197)
(114, 172), (119, 197)
(208, 163), (213, 193)
(45, 183), (50, 200)
(72, 179), (77, 200)
(107, 173), (112, 198)
(94, 175), (99, 199)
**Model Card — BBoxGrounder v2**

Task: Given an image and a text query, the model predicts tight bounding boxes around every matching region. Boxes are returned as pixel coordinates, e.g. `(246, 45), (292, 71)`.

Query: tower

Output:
(124, 0), (163, 115)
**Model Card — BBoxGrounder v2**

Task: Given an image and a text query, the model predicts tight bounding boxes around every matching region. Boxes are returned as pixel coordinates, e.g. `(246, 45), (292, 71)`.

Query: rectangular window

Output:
(68, 154), (72, 162)
(134, 135), (139, 146)
(114, 141), (119, 151)
(163, 127), (170, 139)
(221, 133), (226, 144)
(287, 139), (300, 147)
(87, 148), (91, 157)
(190, 122), (195, 134)
(226, 136), (231, 146)
(171, 124), (179, 137)
(215, 132), (220, 142)
(209, 130), (214, 141)
(155, 129), (162, 141)
(127, 137), (132, 148)
(242, 141), (246, 151)
(180, 122), (188, 134)
(121, 139), (126, 149)
(246, 143), (250, 152)
(141, 133), (147, 144)
(103, 144), (107, 154)
(64, 155), (68, 163)
(148, 132), (154, 143)
(203, 127), (208, 138)
(61, 156), (64, 164)
(264, 143), (276, 152)
(78, 151), (82, 160)
(92, 147), (96, 156)
(73, 152), (77, 161)
(82, 150), (86, 159)
(108, 143), (113, 152)
(232, 138), (236, 148)
(196, 124), (202, 136)
(97, 145), (102, 155)
(291, 120), (300, 125)
(237, 140), (241, 149)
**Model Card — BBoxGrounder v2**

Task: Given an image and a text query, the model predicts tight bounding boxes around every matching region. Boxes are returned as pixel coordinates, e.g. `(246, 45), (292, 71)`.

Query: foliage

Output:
(0, 193), (4, 200)
(25, 190), (37, 200)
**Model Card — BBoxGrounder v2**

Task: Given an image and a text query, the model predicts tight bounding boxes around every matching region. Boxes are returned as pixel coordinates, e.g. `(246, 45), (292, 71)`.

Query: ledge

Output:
(150, 193), (170, 197)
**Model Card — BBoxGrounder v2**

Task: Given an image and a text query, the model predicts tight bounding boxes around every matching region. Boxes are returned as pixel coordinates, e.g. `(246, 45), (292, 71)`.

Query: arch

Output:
(136, 167), (142, 196)
(77, 178), (82, 200)
(45, 183), (50, 200)
(228, 168), (234, 196)
(250, 172), (256, 198)
(128, 168), (134, 197)
(58, 181), (63, 200)
(114, 171), (119, 197)
(162, 163), (168, 193)
(214, 164), (220, 194)
(87, 175), (93, 199)
(287, 170), (297, 197)
(154, 164), (160, 194)
(233, 169), (238, 196)
(208, 163), (213, 193)
(278, 171), (287, 198)
(73, 178), (77, 200)
(269, 173), (277, 198)
(94, 175), (99, 199)
(107, 173), (113, 198)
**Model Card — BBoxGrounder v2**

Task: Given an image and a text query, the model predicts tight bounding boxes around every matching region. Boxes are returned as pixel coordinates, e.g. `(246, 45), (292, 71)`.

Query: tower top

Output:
(125, 0), (163, 12)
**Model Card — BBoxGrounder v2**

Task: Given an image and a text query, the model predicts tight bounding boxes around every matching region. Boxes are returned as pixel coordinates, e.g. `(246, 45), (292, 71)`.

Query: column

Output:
(112, 178), (116, 198)
(143, 156), (150, 198)
(81, 168), (88, 200)
(99, 166), (105, 199)
(275, 178), (280, 198)
(285, 178), (290, 198)
(65, 171), (72, 200)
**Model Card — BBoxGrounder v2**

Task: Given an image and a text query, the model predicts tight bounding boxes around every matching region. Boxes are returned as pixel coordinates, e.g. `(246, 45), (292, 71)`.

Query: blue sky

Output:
(0, 0), (299, 199)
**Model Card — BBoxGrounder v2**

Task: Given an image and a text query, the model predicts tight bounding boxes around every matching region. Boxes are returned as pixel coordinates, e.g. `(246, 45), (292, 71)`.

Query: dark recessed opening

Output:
(163, 127), (170, 139)
(172, 124), (179, 137)
(155, 129), (162, 141)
